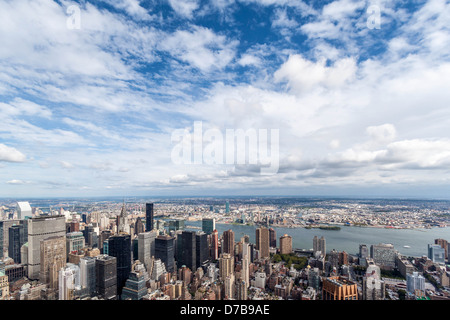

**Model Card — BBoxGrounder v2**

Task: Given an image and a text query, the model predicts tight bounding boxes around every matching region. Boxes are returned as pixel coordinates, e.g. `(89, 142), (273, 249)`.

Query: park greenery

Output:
(272, 253), (308, 270)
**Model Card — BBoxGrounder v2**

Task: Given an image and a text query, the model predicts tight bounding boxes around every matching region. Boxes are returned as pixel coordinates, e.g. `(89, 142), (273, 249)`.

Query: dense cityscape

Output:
(1, 197), (450, 301)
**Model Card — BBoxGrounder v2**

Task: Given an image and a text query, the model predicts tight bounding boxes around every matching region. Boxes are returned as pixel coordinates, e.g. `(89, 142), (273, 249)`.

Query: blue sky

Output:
(1, 0), (450, 198)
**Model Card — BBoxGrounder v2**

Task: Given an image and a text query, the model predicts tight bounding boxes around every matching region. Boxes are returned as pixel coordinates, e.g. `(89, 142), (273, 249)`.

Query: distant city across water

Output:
(185, 220), (450, 258)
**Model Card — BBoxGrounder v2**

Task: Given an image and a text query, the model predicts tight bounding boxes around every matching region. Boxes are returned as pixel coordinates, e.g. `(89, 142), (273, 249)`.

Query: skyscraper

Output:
(27, 215), (66, 280)
(406, 272), (425, 294)
(108, 234), (132, 298)
(256, 227), (270, 259)
(279, 234), (292, 255)
(66, 232), (85, 256)
(210, 229), (219, 261)
(40, 236), (66, 291)
(145, 203), (154, 232)
(138, 230), (157, 272)
(313, 236), (326, 257)
(8, 224), (24, 263)
(196, 231), (209, 268)
(95, 254), (117, 300)
(17, 201), (32, 220)
(80, 256), (96, 297)
(370, 243), (396, 270)
(222, 229), (235, 255)
(178, 230), (196, 271)
(155, 235), (175, 273)
(435, 238), (448, 259)
(202, 218), (215, 235)
(269, 228), (276, 248)
(428, 244), (445, 264)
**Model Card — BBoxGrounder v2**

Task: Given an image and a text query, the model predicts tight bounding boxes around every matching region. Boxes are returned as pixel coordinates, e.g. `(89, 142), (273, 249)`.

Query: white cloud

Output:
(0, 144), (27, 162)
(168, 0), (200, 19)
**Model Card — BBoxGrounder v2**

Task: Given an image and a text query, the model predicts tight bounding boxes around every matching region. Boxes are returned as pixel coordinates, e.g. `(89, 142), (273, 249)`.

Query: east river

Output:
(184, 220), (450, 258)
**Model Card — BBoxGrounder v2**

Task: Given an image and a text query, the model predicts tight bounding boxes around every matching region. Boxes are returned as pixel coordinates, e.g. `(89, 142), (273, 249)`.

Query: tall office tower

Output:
(211, 229), (219, 261)
(40, 236), (67, 291)
(117, 203), (129, 234)
(202, 218), (215, 235)
(0, 220), (19, 259)
(269, 228), (276, 248)
(151, 258), (167, 281)
(224, 274), (235, 299)
(435, 238), (448, 259)
(82, 225), (96, 248)
(107, 234), (131, 298)
(329, 249), (339, 270)
(80, 256), (96, 297)
(99, 230), (112, 254)
(370, 243), (396, 270)
(95, 255), (117, 300)
(406, 272), (425, 294)
(339, 251), (349, 265)
(58, 266), (75, 300)
(362, 264), (385, 300)
(313, 236), (326, 257)
(219, 253), (234, 280)
(428, 244), (445, 264)
(225, 201), (230, 213)
(255, 227), (270, 259)
(196, 231), (209, 268)
(8, 224), (24, 263)
(359, 244), (369, 258)
(66, 232), (85, 256)
(222, 229), (235, 255)
(155, 235), (175, 274)
(279, 234), (292, 255)
(241, 255), (249, 290)
(121, 269), (147, 300)
(27, 215), (66, 280)
(135, 218), (145, 235)
(145, 203), (154, 232)
(17, 201), (32, 220)
(138, 230), (157, 272)
(178, 231), (196, 271)
(322, 276), (358, 300)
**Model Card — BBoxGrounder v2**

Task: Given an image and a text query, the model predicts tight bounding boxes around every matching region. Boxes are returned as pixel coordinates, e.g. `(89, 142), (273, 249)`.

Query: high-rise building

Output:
(8, 224), (24, 263)
(225, 201), (230, 213)
(108, 234), (132, 298)
(362, 264), (385, 300)
(256, 227), (270, 259)
(196, 231), (209, 268)
(17, 201), (32, 220)
(66, 232), (85, 256)
(428, 244), (445, 264)
(178, 231), (196, 271)
(121, 270), (147, 300)
(134, 218), (145, 235)
(27, 215), (66, 279)
(145, 203), (154, 232)
(241, 255), (249, 290)
(138, 230), (157, 272)
(370, 243), (396, 270)
(407, 272), (425, 294)
(279, 234), (292, 255)
(222, 229), (235, 256)
(155, 235), (175, 273)
(435, 238), (448, 259)
(202, 218), (215, 235)
(322, 276), (358, 300)
(269, 228), (276, 248)
(95, 254), (117, 300)
(0, 220), (20, 259)
(117, 203), (129, 234)
(211, 229), (219, 261)
(80, 256), (96, 297)
(99, 230), (112, 254)
(219, 253), (234, 280)
(59, 266), (75, 300)
(313, 236), (326, 257)
(40, 236), (66, 291)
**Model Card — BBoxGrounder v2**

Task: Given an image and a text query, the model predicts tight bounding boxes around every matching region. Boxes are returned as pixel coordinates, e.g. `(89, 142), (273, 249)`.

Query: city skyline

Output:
(1, 0), (450, 199)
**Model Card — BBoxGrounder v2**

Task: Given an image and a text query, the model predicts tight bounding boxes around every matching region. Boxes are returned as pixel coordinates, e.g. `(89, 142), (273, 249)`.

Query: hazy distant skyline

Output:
(1, 0), (450, 198)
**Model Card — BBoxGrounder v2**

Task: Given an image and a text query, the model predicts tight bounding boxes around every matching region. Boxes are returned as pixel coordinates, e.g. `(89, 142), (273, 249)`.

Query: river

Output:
(183, 220), (450, 258)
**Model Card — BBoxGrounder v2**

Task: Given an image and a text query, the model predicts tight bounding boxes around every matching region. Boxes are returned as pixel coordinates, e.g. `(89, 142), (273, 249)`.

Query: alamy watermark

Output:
(171, 121), (279, 175)
(366, 2), (381, 30)
(66, 5), (81, 30)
